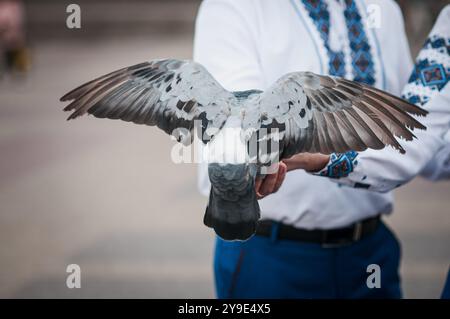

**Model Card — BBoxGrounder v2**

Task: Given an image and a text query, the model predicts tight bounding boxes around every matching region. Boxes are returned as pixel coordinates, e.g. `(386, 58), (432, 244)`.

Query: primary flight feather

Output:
(60, 59), (427, 240)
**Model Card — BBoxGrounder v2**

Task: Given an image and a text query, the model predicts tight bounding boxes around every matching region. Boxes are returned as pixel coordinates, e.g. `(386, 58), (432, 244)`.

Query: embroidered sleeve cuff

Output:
(314, 151), (359, 179)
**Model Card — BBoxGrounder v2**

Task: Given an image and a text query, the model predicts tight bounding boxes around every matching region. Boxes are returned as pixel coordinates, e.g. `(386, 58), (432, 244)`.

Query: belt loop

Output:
(270, 222), (280, 243)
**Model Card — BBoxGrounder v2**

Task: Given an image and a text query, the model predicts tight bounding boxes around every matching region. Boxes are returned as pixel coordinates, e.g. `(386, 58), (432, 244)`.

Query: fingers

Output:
(273, 162), (287, 192)
(256, 162), (287, 199)
(259, 171), (278, 197)
(255, 178), (263, 197)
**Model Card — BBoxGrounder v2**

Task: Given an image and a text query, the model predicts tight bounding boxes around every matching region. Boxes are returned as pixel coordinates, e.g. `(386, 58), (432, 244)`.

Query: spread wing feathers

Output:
(246, 72), (428, 159)
(60, 59), (235, 144)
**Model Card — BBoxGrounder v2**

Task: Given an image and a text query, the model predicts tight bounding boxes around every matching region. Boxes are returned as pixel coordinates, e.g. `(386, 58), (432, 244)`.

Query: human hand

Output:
(254, 153), (329, 199)
(255, 162), (287, 199)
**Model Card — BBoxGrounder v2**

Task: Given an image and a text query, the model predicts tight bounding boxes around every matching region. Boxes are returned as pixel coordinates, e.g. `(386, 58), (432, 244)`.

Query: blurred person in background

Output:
(414, 6), (450, 301)
(0, 0), (30, 76)
(195, 0), (417, 299)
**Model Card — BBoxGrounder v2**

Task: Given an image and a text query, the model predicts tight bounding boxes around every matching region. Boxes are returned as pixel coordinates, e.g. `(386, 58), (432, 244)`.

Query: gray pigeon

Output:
(60, 59), (427, 241)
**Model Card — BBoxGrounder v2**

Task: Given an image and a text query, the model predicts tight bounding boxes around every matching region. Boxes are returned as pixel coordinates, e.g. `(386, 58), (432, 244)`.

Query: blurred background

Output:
(0, 0), (448, 298)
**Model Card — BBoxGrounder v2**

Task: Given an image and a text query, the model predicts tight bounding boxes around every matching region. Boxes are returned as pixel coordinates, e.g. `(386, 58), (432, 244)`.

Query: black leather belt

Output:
(256, 215), (381, 248)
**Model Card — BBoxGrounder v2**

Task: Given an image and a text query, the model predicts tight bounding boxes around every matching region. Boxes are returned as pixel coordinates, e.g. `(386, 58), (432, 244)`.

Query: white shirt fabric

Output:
(318, 5), (450, 190)
(421, 138), (450, 181)
(419, 6), (450, 181)
(194, 0), (413, 229)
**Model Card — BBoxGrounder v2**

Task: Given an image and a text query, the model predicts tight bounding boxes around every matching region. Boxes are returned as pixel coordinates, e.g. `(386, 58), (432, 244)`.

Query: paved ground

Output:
(0, 34), (449, 298)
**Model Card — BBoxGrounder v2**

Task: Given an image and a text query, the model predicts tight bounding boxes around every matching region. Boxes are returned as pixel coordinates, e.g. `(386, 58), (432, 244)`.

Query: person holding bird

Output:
(60, 0), (449, 299)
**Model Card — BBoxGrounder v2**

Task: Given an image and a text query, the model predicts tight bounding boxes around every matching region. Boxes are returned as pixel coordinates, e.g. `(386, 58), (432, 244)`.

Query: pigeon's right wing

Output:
(244, 72), (428, 161)
(60, 59), (235, 144)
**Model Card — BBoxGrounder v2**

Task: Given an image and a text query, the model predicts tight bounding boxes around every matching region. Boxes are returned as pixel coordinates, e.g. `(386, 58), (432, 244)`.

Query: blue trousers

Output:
(214, 221), (402, 298)
(441, 269), (450, 299)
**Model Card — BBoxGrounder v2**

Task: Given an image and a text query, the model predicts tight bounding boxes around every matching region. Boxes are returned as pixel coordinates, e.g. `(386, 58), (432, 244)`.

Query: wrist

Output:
(283, 153), (330, 172)
(304, 153), (330, 172)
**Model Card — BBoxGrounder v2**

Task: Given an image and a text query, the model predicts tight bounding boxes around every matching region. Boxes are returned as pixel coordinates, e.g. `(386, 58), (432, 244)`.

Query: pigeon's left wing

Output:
(61, 59), (235, 144)
(243, 72), (428, 161)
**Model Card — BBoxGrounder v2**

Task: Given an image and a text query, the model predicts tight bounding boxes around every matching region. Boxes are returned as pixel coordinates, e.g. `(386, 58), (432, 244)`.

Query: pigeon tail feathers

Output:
(205, 163), (260, 241)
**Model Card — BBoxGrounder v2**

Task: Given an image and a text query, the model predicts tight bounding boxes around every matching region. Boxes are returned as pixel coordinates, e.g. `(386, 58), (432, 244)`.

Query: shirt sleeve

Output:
(314, 5), (450, 192)
(193, 0), (264, 196)
(421, 133), (450, 181)
(314, 90), (449, 192)
(417, 5), (450, 181)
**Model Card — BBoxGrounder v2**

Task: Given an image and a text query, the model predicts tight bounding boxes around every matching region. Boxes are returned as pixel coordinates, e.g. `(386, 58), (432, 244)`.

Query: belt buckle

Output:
(320, 231), (347, 248)
(320, 222), (363, 248)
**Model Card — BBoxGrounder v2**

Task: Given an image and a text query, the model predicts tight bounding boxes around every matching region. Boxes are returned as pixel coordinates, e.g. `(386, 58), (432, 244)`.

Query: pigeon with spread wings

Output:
(60, 59), (427, 241)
